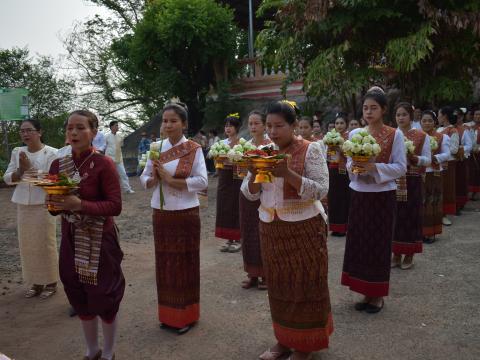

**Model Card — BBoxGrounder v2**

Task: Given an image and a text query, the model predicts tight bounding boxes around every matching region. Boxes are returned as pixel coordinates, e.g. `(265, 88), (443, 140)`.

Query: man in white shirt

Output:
(92, 130), (106, 153)
(412, 107), (422, 129)
(105, 121), (135, 194)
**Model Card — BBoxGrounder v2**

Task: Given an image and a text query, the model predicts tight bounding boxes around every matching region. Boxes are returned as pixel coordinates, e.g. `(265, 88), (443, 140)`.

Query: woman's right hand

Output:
(18, 152), (32, 173)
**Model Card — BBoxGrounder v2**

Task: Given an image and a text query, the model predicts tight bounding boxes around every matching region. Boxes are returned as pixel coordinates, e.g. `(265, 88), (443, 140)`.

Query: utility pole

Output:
(248, 0), (255, 75)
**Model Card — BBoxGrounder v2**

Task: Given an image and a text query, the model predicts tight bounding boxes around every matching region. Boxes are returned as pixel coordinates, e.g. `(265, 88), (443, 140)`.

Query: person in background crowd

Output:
(342, 88), (406, 314)
(348, 119), (360, 131)
(92, 129), (106, 154)
(150, 133), (157, 142)
(137, 132), (152, 176)
(391, 102), (431, 270)
(47, 110), (124, 360)
(206, 130), (219, 174)
(327, 114), (350, 237)
(242, 100), (332, 360)
(454, 108), (473, 214)
(215, 114), (243, 253)
(421, 110), (450, 244)
(468, 109), (480, 200)
(412, 107), (423, 129)
(298, 116), (316, 141)
(437, 106), (460, 226)
(239, 110), (271, 290)
(4, 119), (59, 300)
(313, 119), (324, 140)
(105, 121), (135, 194)
(327, 122), (335, 132)
(140, 102), (207, 335)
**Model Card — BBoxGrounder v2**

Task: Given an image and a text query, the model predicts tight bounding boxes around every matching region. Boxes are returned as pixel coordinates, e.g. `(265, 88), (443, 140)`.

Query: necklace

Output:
(72, 151), (94, 182)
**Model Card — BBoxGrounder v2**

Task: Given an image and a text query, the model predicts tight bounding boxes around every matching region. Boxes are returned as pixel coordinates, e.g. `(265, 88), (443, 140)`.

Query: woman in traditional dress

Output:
(298, 116), (316, 141)
(140, 102), (207, 335)
(327, 114), (350, 236)
(468, 109), (480, 200)
(313, 119), (324, 140)
(216, 114), (243, 253)
(454, 109), (473, 213)
(421, 110), (450, 244)
(437, 106), (460, 226)
(4, 119), (59, 299)
(47, 110), (124, 360)
(239, 110), (271, 290)
(348, 119), (360, 131)
(242, 100), (332, 360)
(391, 103), (431, 269)
(341, 89), (406, 313)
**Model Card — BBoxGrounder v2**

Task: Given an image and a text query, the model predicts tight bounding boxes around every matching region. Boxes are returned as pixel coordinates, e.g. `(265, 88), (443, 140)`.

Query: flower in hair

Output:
(280, 100), (297, 109)
(227, 113), (240, 119)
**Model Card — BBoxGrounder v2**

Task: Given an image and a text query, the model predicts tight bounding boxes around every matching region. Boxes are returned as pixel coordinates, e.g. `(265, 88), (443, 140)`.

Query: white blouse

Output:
(437, 126), (459, 160)
(426, 134), (450, 173)
(460, 130), (473, 158)
(415, 133), (432, 168)
(347, 128), (407, 192)
(140, 136), (208, 211)
(4, 145), (58, 205)
(241, 142), (328, 223)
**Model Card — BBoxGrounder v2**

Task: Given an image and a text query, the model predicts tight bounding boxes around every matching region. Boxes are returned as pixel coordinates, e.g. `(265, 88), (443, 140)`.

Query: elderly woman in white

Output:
(4, 119), (59, 299)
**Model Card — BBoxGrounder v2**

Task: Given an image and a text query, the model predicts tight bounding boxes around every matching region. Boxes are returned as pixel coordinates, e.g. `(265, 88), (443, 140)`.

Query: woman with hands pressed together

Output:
(341, 89), (407, 314)
(3, 119), (59, 299)
(46, 110), (124, 360)
(140, 102), (207, 335)
(241, 101), (332, 360)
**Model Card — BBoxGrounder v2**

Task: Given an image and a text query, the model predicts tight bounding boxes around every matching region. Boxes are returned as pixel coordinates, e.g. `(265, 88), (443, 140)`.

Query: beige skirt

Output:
(17, 204), (59, 285)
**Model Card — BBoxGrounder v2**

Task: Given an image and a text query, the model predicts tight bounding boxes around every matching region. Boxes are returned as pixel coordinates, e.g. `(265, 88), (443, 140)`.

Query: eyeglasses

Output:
(19, 129), (38, 134)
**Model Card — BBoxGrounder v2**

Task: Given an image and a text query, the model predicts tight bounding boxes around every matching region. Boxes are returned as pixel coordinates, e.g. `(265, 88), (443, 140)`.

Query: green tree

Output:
(0, 48), (75, 159)
(256, 0), (480, 111)
(110, 0), (239, 132)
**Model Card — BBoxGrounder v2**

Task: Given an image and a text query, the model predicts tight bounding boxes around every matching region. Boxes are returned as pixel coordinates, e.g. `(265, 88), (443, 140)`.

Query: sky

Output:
(0, 0), (110, 59)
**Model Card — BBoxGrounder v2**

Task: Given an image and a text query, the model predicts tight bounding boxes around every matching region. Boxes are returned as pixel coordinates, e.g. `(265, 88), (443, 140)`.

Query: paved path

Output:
(1, 177), (479, 359)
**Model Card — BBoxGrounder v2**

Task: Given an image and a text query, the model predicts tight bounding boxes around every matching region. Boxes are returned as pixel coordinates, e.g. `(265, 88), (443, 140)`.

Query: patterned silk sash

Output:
(158, 140), (200, 179)
(59, 155), (105, 286)
(283, 138), (310, 199)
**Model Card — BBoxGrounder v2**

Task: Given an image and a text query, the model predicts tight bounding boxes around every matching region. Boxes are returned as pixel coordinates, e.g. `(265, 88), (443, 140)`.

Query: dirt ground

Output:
(1, 176), (480, 360)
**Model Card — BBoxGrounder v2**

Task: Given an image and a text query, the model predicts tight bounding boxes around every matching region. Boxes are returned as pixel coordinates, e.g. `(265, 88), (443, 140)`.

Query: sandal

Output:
(82, 349), (102, 360)
(228, 242), (242, 253)
(242, 277), (258, 289)
(220, 241), (232, 252)
(39, 284), (57, 299)
(259, 348), (291, 360)
(286, 352), (313, 360)
(25, 285), (43, 298)
(257, 278), (267, 290)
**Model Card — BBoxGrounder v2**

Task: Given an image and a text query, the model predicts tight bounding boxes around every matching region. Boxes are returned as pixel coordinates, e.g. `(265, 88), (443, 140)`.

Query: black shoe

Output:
(331, 232), (346, 237)
(177, 325), (192, 335)
(68, 306), (77, 317)
(423, 237), (436, 244)
(365, 300), (384, 314)
(354, 302), (368, 311)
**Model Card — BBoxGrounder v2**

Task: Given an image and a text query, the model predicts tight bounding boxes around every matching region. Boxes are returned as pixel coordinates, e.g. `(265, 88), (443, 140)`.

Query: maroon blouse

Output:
(49, 148), (122, 218)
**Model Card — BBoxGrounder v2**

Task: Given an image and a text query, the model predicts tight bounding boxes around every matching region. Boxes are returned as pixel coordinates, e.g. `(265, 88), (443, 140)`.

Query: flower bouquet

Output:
(32, 173), (79, 215)
(149, 142), (161, 160)
(404, 139), (415, 154)
(323, 129), (345, 163)
(429, 137), (438, 152)
(342, 130), (381, 174)
(227, 138), (257, 178)
(243, 144), (288, 183)
(208, 141), (231, 169)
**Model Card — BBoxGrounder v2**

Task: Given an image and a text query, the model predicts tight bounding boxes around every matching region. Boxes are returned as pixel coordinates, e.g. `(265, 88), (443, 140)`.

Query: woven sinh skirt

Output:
(423, 172), (443, 237)
(455, 160), (469, 209)
(342, 190), (396, 297)
(17, 204), (59, 285)
(215, 168), (242, 240)
(468, 153), (480, 193)
(327, 166), (350, 233)
(442, 161), (456, 215)
(392, 175), (424, 255)
(259, 216), (333, 352)
(153, 207), (200, 328)
(239, 193), (264, 278)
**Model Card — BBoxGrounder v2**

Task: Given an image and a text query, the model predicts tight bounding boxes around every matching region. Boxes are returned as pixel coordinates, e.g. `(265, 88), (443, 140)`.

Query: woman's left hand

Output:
(354, 162), (377, 175)
(46, 194), (82, 211)
(408, 154), (419, 165)
(271, 159), (290, 178)
(154, 161), (173, 184)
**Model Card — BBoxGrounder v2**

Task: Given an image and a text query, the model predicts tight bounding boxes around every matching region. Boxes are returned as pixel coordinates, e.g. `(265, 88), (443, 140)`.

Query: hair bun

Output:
(166, 99), (188, 113)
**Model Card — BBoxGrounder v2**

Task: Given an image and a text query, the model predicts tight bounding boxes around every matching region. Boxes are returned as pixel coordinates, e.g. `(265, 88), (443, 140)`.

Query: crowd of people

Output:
(3, 86), (480, 359)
